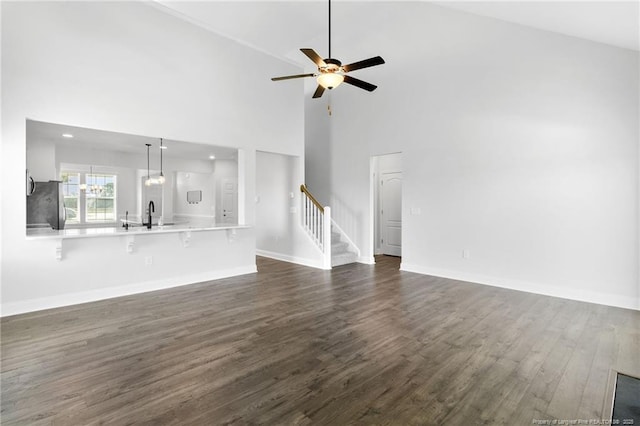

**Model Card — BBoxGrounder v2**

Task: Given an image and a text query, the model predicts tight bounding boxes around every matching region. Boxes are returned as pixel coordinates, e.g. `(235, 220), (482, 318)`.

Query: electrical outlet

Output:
(145, 256), (153, 265)
(462, 249), (470, 259)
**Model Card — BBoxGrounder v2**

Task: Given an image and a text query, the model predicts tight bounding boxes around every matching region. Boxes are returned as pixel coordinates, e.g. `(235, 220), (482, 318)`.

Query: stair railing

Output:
(300, 184), (332, 269)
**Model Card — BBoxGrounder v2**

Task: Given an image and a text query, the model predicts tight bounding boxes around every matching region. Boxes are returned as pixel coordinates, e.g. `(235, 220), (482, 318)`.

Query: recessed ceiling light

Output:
(209, 155), (215, 160)
(62, 133), (74, 138)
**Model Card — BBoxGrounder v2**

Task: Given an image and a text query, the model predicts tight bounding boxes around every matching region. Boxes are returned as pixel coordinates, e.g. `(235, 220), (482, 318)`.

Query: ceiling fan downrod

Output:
(328, 0), (332, 59)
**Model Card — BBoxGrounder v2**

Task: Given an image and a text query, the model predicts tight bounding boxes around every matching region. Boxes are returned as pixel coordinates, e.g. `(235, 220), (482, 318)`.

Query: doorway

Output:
(255, 151), (300, 256)
(372, 153), (402, 257)
(221, 177), (238, 223)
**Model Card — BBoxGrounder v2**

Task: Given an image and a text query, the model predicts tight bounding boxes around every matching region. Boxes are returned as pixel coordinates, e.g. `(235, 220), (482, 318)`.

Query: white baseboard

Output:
(256, 249), (325, 270)
(400, 263), (640, 312)
(0, 265), (257, 317)
(358, 256), (376, 265)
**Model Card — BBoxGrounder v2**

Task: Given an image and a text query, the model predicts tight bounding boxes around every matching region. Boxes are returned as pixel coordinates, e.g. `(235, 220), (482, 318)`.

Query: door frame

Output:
(369, 152), (403, 262)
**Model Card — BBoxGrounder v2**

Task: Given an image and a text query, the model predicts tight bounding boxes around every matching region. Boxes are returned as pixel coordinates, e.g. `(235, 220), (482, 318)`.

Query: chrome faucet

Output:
(147, 201), (155, 229)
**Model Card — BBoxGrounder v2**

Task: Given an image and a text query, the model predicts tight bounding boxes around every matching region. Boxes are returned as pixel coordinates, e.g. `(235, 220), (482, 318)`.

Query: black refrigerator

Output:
(26, 180), (66, 230)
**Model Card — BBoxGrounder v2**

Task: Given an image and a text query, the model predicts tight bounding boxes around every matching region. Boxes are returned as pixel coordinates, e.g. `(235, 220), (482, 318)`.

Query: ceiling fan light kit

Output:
(271, 0), (384, 99)
(317, 72), (344, 90)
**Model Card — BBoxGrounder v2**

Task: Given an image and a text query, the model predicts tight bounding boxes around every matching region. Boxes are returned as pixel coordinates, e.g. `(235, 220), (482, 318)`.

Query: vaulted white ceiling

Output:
(438, 1), (639, 52)
(155, 0), (639, 68)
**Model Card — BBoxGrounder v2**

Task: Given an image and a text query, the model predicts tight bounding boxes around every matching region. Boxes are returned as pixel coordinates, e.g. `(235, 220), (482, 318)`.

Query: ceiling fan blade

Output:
(342, 56), (385, 73)
(312, 85), (326, 98)
(301, 48), (327, 67)
(343, 75), (377, 92)
(271, 73), (315, 81)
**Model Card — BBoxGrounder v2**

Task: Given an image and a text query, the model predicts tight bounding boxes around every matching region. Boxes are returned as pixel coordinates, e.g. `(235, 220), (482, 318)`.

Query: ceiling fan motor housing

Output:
(323, 58), (342, 68)
(321, 59), (342, 72)
(319, 59), (343, 89)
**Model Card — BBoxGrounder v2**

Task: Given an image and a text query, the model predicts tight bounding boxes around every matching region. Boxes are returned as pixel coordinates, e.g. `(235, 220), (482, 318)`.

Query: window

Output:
(61, 172), (80, 224)
(61, 170), (117, 224)
(86, 174), (116, 222)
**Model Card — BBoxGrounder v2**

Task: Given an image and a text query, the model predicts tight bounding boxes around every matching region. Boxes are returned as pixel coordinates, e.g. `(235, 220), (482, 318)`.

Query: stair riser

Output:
(332, 253), (358, 267)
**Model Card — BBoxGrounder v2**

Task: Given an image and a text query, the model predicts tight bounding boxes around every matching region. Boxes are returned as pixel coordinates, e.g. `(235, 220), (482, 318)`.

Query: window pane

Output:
(61, 172), (80, 197)
(65, 197), (77, 209)
(65, 203), (79, 222)
(85, 173), (116, 222)
(103, 182), (114, 197)
(68, 186), (79, 197)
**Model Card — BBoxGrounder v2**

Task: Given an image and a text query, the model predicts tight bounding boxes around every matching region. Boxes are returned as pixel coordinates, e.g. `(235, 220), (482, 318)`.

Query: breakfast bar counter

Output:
(26, 223), (250, 240)
(26, 223), (251, 260)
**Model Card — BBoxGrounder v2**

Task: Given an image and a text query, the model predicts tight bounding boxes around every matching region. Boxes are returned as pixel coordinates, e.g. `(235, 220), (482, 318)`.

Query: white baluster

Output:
(313, 206), (317, 242)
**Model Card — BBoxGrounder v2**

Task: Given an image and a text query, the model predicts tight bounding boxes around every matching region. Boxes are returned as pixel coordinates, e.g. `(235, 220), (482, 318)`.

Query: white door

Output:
(222, 178), (237, 223)
(381, 172), (402, 256)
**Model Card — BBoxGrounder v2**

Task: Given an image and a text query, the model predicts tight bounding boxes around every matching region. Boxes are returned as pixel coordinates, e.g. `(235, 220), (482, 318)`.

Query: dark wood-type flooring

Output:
(2, 256), (639, 425)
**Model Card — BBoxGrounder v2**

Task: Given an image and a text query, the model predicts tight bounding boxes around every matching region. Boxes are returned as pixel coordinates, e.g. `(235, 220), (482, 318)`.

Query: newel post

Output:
(323, 206), (332, 270)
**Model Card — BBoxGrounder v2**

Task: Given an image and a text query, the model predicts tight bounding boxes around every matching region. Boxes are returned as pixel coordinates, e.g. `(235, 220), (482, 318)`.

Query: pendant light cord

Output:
(146, 143), (151, 180)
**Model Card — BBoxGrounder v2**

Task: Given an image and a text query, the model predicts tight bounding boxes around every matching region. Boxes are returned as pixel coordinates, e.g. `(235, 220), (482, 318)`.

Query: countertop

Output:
(26, 223), (251, 240)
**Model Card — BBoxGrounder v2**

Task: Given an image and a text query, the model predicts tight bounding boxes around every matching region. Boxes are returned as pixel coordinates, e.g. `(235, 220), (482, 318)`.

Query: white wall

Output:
(26, 140), (56, 182)
(174, 171), (215, 218)
(307, 3), (640, 310)
(256, 151), (324, 268)
(304, 93), (332, 206)
(1, 1), (304, 314)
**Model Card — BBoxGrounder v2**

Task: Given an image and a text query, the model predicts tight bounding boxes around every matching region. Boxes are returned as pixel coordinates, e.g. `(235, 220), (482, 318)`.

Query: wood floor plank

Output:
(2, 255), (639, 425)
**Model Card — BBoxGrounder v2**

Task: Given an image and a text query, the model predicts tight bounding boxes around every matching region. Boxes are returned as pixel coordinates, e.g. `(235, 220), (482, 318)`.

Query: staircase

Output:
(331, 226), (358, 267)
(300, 184), (359, 269)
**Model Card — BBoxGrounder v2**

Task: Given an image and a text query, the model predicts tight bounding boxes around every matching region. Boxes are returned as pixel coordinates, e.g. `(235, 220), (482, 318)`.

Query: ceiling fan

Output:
(271, 0), (385, 99)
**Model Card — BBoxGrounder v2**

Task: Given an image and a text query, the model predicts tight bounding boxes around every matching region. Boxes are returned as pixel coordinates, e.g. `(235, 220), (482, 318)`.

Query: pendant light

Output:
(158, 138), (165, 184)
(89, 165), (96, 193)
(145, 143), (152, 186)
